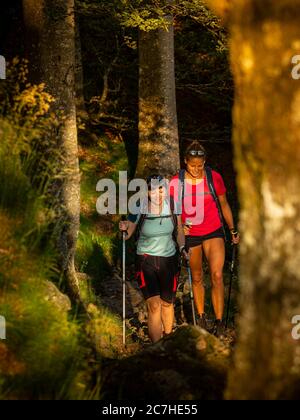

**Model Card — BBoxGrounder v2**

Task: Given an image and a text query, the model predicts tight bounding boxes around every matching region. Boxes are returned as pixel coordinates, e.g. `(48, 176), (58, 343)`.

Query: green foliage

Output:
(118, 0), (171, 31)
(86, 303), (123, 359)
(77, 215), (117, 277)
(77, 133), (127, 279)
(0, 59), (93, 400)
(0, 57), (56, 129)
(78, 0), (226, 39)
(0, 202), (88, 399)
(0, 280), (80, 399)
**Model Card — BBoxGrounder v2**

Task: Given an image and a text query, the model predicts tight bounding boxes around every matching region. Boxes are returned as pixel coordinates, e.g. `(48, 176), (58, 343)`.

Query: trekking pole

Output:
(225, 244), (237, 328)
(187, 261), (197, 326)
(121, 216), (127, 346)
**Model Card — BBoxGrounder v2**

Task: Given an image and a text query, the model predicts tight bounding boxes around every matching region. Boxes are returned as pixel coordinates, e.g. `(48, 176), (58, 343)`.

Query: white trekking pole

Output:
(123, 230), (126, 346)
(185, 219), (196, 326)
(121, 216), (127, 347)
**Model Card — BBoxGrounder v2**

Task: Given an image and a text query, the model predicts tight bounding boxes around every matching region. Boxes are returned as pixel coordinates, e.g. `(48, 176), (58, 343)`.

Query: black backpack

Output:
(178, 167), (227, 240)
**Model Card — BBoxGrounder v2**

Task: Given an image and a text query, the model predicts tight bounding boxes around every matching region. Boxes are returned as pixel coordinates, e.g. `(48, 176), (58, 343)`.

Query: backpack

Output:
(178, 167), (227, 240)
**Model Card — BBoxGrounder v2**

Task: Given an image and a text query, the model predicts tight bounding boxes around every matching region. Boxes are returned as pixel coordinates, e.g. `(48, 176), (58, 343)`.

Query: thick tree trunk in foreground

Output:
(137, 14), (180, 178)
(23, 0), (81, 302)
(206, 0), (300, 399)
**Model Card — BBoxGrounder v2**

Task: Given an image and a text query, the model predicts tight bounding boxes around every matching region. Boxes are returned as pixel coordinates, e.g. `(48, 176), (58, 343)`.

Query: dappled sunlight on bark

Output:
(205, 0), (300, 400)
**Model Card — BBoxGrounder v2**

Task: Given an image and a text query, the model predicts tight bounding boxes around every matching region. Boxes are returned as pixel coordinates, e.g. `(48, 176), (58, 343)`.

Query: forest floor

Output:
(98, 261), (238, 354)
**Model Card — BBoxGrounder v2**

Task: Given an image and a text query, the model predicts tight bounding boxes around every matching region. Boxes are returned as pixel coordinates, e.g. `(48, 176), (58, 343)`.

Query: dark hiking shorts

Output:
(185, 227), (225, 249)
(135, 254), (179, 303)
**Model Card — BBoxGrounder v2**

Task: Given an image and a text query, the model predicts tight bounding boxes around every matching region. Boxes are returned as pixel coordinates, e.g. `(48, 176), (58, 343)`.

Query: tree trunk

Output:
(136, 12), (180, 178)
(23, 0), (81, 302)
(206, 0), (300, 399)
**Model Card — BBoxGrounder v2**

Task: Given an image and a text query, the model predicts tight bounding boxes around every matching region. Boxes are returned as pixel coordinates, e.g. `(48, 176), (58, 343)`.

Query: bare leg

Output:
(161, 299), (174, 335)
(189, 244), (205, 315)
(146, 296), (162, 342)
(203, 238), (225, 320)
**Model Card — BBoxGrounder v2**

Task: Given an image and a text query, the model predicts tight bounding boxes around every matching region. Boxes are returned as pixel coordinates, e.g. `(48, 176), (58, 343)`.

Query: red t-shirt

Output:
(170, 171), (226, 236)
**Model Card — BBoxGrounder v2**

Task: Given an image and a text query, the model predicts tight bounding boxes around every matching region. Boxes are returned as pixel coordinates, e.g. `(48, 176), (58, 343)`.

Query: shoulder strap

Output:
(179, 169), (185, 198)
(169, 196), (179, 245)
(205, 166), (227, 240)
(169, 196), (178, 228)
(135, 213), (147, 242)
(178, 169), (185, 214)
(205, 166), (218, 201)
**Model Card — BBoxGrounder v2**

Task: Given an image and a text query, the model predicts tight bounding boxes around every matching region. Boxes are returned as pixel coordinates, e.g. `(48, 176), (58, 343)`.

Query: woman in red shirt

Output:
(170, 142), (240, 337)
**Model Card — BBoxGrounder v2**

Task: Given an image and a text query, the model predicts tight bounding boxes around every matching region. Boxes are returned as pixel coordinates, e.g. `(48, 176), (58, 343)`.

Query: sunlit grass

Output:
(86, 303), (123, 359)
(0, 59), (130, 400)
(0, 64), (91, 399)
(0, 208), (89, 400)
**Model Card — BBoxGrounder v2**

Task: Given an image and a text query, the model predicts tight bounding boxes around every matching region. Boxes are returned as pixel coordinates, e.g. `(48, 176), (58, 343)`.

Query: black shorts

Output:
(186, 227), (225, 249)
(135, 254), (179, 303)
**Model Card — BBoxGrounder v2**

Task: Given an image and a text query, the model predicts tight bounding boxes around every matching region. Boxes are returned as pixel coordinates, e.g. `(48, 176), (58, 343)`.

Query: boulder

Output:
(42, 281), (71, 312)
(102, 325), (230, 400)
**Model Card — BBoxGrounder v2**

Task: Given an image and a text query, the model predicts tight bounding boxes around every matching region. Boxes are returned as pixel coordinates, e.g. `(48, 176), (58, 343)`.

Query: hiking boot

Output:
(213, 319), (226, 339)
(196, 313), (207, 330)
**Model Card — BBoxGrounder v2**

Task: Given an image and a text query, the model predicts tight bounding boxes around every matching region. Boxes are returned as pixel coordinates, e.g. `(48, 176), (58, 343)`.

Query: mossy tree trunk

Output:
(137, 8), (180, 178)
(23, 0), (81, 302)
(206, 0), (300, 399)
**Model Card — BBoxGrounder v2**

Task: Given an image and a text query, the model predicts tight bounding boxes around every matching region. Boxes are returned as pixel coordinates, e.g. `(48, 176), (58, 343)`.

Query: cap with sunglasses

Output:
(187, 150), (206, 157)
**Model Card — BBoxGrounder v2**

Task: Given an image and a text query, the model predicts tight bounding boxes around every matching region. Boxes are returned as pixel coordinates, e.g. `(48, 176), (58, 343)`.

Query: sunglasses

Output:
(187, 150), (206, 157)
(147, 175), (163, 182)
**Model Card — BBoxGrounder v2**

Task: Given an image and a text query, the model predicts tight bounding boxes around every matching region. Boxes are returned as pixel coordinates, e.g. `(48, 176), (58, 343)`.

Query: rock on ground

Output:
(102, 325), (230, 400)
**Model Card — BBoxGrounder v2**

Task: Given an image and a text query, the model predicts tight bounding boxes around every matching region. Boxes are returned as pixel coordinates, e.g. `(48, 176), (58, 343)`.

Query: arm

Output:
(218, 194), (234, 229)
(119, 220), (138, 240)
(218, 194), (240, 244)
(176, 215), (190, 259)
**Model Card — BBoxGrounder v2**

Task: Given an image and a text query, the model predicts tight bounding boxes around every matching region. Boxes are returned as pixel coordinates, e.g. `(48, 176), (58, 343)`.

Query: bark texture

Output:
(23, 0), (81, 301)
(137, 12), (180, 178)
(205, 0), (300, 399)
